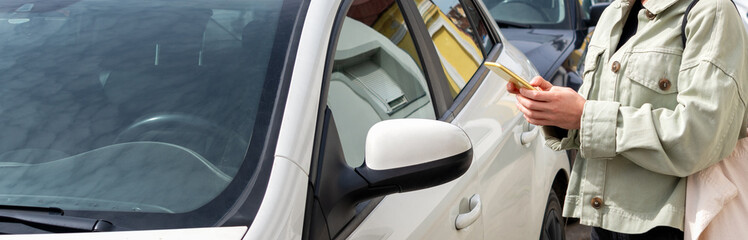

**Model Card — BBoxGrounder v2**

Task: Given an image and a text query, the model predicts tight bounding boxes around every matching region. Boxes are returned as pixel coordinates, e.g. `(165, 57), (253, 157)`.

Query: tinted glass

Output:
(463, 1), (496, 52)
(484, 0), (569, 28)
(0, 0), (292, 231)
(329, 0), (436, 167)
(415, 0), (487, 97)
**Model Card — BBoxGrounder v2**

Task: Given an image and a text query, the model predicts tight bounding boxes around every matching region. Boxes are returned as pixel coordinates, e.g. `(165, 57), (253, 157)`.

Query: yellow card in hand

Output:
(484, 62), (539, 91)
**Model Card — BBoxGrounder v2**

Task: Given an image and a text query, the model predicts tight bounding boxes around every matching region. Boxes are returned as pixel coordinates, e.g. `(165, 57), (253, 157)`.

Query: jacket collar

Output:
(615, 0), (682, 15)
(639, 0), (682, 15)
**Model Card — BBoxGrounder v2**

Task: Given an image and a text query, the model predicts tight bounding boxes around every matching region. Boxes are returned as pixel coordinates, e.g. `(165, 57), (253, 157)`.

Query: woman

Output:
(506, 0), (748, 239)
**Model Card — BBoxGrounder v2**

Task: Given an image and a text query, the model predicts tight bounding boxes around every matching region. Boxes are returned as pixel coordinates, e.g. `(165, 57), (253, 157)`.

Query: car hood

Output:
(500, 28), (575, 80)
(0, 227), (248, 240)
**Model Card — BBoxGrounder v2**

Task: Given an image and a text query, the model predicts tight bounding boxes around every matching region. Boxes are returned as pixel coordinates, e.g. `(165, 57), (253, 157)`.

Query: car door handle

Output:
(455, 194), (481, 230)
(513, 124), (539, 146)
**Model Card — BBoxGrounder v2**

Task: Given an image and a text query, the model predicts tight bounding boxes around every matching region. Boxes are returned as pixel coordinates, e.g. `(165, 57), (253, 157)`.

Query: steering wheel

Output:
(115, 114), (249, 175)
(495, 0), (551, 22)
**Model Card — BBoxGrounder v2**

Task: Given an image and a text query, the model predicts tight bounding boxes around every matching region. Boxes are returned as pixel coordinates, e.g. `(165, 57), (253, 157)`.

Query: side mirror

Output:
(313, 117), (472, 235)
(357, 119), (472, 192)
(586, 3), (610, 27)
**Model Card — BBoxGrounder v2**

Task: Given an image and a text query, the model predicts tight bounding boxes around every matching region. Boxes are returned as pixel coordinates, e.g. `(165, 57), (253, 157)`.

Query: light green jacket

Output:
(543, 0), (748, 234)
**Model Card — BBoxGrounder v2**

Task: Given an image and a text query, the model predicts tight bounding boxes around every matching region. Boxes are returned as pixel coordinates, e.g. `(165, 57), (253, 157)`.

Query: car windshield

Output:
(484, 0), (567, 28)
(0, 0), (292, 231)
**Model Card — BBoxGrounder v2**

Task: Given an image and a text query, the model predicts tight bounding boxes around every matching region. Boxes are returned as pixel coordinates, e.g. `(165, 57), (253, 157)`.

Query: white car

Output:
(0, 0), (569, 239)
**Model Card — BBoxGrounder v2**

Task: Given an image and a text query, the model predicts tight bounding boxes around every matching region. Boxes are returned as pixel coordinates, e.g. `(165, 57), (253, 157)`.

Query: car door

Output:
(406, 0), (547, 238)
(386, 0), (550, 238)
(338, 0), (568, 239)
(436, 1), (569, 238)
(304, 0), (566, 239)
(341, 0), (505, 239)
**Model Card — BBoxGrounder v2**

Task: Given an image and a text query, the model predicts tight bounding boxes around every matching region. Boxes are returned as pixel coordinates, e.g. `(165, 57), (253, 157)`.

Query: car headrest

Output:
(95, 8), (213, 70)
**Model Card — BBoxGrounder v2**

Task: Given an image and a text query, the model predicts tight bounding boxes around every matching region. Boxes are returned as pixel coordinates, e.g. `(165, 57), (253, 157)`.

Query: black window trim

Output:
(442, 45), (503, 121)
(398, 0), (455, 118)
(406, 0), (505, 120)
(459, 0), (494, 57)
(218, 0), (310, 228)
(302, 0), (353, 237)
(441, 0), (505, 119)
(472, 0), (502, 44)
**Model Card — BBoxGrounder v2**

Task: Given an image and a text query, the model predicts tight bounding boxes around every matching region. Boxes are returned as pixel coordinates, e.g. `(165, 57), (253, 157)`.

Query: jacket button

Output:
(659, 78), (672, 90)
(591, 197), (603, 209)
(611, 61), (621, 73)
(645, 10), (656, 20)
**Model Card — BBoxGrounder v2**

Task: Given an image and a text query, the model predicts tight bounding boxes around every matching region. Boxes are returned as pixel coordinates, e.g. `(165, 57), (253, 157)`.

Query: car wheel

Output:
(540, 189), (565, 240)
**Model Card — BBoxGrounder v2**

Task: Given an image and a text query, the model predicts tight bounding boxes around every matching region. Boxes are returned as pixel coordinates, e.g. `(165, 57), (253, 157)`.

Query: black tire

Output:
(540, 189), (566, 240)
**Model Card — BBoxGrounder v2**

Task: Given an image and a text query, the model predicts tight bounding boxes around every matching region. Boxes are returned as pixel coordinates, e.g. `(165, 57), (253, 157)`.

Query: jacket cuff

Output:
(542, 126), (580, 151)
(579, 100), (620, 159)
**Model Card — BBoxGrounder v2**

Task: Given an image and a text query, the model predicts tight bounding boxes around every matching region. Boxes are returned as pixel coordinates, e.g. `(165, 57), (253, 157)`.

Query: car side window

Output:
(327, 0), (436, 167)
(413, 0), (494, 98)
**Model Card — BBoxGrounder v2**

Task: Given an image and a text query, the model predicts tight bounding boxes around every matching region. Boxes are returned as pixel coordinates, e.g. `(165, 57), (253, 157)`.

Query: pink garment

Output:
(685, 134), (748, 240)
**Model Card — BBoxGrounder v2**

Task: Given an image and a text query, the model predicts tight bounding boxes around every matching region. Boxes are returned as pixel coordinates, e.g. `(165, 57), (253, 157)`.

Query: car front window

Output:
(484, 0), (567, 27)
(0, 0), (292, 232)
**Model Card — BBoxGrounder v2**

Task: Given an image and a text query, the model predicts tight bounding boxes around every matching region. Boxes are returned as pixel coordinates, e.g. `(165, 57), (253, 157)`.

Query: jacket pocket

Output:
(625, 52), (680, 94)
(623, 52), (681, 108)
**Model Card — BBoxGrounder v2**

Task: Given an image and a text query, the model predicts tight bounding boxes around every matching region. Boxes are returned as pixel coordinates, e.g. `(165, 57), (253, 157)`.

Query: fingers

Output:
(515, 86), (585, 129)
(508, 76), (551, 95)
(506, 82), (520, 94)
(515, 102), (552, 126)
(519, 87), (555, 101)
(516, 94), (552, 111)
(518, 76), (559, 101)
(519, 84), (577, 101)
(530, 76), (553, 91)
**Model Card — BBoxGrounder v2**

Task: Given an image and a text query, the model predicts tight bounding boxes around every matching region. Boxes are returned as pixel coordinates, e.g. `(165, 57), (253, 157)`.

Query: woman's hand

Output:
(507, 76), (586, 130)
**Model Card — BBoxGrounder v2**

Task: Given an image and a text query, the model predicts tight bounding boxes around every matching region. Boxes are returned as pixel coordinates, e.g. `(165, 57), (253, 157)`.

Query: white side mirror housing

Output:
(365, 119), (472, 170)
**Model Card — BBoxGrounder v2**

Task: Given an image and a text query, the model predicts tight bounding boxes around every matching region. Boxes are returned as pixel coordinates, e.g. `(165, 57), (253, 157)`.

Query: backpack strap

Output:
(681, 0), (701, 47)
(681, 0), (738, 47)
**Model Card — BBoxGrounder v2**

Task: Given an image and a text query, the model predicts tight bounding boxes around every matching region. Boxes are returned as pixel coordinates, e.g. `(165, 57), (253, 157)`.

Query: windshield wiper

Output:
(0, 205), (123, 233)
(495, 19), (532, 29)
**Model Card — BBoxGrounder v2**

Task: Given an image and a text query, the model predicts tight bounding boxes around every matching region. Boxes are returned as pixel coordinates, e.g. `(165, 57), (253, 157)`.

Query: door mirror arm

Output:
(311, 113), (473, 238)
